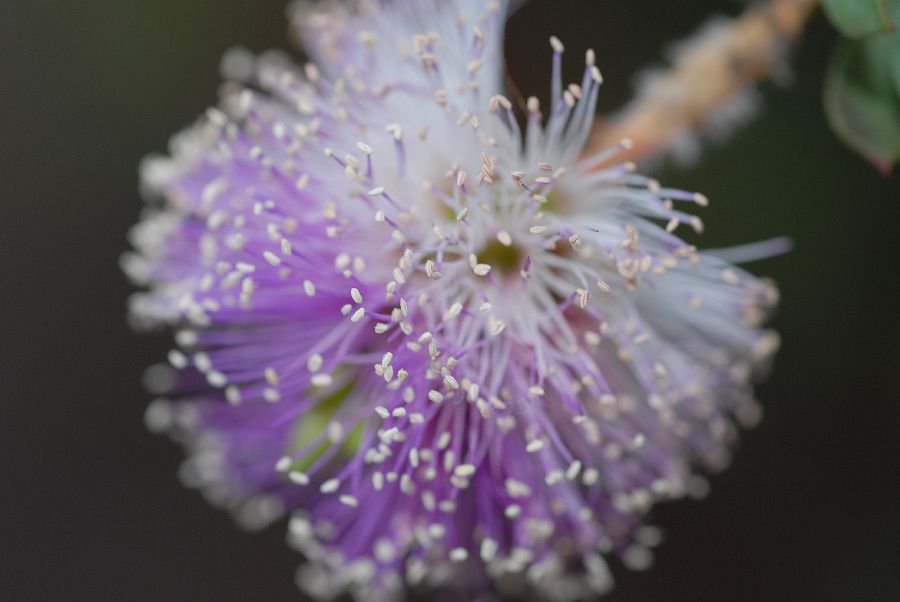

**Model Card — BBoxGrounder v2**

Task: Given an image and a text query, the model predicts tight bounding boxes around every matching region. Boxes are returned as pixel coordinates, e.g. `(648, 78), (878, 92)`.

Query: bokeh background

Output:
(2, 0), (898, 600)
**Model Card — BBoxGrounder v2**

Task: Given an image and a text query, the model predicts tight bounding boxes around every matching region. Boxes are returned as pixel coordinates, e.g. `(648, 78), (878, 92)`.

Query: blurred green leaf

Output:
(893, 31), (900, 96)
(824, 34), (900, 174)
(823, 0), (900, 38)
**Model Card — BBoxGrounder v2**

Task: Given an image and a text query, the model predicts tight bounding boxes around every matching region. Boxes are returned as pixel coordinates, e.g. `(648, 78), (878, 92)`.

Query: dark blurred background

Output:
(1, 1), (898, 600)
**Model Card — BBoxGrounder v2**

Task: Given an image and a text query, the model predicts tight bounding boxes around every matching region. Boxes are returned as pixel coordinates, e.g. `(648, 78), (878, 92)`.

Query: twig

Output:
(587, 0), (819, 164)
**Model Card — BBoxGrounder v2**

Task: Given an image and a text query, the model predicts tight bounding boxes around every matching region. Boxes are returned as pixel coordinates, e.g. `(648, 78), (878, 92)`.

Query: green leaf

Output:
(893, 31), (900, 97)
(286, 378), (363, 472)
(824, 35), (900, 173)
(823, 0), (900, 38)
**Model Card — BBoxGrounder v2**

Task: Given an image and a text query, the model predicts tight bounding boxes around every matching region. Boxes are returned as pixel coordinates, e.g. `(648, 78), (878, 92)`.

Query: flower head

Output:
(126, 0), (780, 599)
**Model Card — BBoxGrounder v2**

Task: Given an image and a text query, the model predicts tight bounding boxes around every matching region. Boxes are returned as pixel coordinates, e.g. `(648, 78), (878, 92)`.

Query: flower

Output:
(125, 0), (781, 599)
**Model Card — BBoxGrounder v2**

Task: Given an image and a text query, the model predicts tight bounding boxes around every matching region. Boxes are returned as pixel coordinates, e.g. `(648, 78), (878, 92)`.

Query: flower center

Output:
(478, 238), (523, 276)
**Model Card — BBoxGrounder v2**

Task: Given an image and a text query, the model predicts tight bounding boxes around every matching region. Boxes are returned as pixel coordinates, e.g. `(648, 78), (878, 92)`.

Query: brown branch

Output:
(587, 0), (818, 164)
